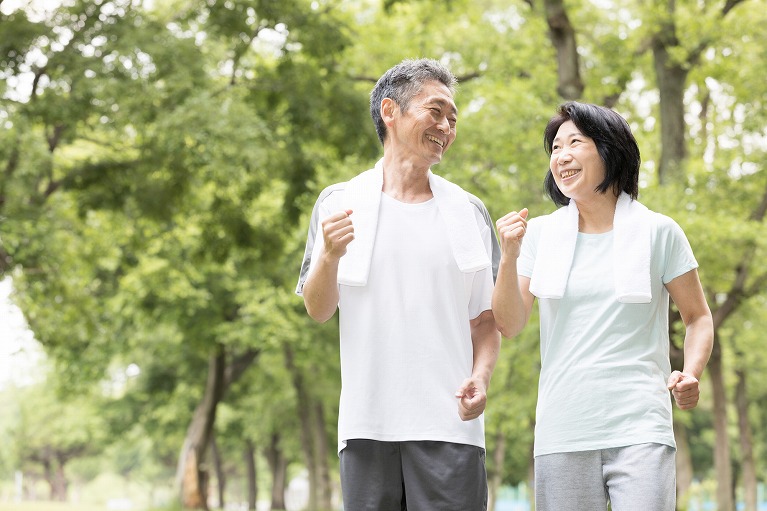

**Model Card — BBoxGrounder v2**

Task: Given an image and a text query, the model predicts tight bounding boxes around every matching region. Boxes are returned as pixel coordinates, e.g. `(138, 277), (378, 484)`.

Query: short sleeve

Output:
(467, 203), (496, 319)
(517, 216), (544, 278)
(656, 214), (698, 284)
(295, 184), (345, 295)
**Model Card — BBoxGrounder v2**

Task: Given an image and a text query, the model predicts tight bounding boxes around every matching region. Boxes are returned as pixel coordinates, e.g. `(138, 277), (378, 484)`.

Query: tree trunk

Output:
(487, 426), (506, 511)
(266, 432), (288, 510)
(41, 456), (67, 502)
(42, 457), (68, 502)
(175, 349), (227, 510)
(244, 440), (258, 511)
(708, 335), (734, 511)
(211, 435), (225, 509)
(651, 35), (689, 184)
(543, 0), (583, 100)
(52, 461), (67, 502)
(174, 347), (259, 510)
(284, 344), (319, 510)
(313, 400), (333, 510)
(735, 368), (757, 511)
(673, 417), (693, 509)
(702, 163), (767, 511)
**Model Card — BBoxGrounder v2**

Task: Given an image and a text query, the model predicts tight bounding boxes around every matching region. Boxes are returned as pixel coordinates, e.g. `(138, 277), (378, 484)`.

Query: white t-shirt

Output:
(303, 190), (495, 452)
(518, 211), (698, 457)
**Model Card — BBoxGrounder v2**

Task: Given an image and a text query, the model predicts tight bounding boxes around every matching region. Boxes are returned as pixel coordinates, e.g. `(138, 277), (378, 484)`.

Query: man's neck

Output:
(381, 152), (433, 203)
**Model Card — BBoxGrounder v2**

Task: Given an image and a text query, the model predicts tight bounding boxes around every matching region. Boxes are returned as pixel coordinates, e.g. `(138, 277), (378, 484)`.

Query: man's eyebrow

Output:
(428, 97), (458, 116)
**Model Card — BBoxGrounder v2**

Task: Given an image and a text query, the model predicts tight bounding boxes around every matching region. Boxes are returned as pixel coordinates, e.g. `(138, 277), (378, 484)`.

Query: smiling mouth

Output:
(560, 169), (580, 179)
(427, 135), (445, 147)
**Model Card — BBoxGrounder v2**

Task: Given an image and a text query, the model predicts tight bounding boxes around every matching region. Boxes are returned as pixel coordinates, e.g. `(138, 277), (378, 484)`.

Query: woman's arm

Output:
(491, 209), (535, 337)
(665, 268), (714, 410)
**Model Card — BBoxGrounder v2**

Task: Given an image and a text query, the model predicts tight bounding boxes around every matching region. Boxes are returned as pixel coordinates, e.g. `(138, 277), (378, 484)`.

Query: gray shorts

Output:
(339, 439), (487, 511)
(534, 442), (676, 511)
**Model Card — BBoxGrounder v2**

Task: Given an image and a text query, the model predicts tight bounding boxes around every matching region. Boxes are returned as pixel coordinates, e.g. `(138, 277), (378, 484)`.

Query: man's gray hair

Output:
(370, 58), (458, 145)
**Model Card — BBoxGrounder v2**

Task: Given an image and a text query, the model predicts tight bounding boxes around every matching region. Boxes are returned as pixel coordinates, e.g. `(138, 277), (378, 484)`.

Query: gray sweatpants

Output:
(535, 443), (676, 511)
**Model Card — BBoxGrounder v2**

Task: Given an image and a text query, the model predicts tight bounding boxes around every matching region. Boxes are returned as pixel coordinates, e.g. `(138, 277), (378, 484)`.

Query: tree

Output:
(2, 1), (767, 510)
(11, 382), (108, 501)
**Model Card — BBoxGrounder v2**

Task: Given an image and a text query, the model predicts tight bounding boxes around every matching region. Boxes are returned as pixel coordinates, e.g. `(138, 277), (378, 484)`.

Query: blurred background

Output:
(0, 0), (765, 510)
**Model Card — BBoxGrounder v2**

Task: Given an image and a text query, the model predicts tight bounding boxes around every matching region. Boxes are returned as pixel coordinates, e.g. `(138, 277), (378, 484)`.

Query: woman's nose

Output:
(556, 149), (572, 164)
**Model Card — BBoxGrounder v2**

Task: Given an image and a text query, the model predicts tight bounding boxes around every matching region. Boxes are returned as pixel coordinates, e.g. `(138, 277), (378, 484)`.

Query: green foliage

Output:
(0, 0), (766, 504)
(7, 378), (109, 495)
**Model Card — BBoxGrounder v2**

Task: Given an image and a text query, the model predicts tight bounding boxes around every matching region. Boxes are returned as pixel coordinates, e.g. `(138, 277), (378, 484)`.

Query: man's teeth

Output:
(427, 135), (444, 147)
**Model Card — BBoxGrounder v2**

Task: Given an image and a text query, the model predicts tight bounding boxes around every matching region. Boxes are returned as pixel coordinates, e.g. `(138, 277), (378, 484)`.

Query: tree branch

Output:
(748, 177), (767, 221)
(711, 176), (767, 328)
(46, 123), (66, 153)
(722, 0), (748, 16)
(745, 271), (767, 298)
(225, 348), (260, 387)
(544, 0), (584, 99)
(229, 25), (265, 87)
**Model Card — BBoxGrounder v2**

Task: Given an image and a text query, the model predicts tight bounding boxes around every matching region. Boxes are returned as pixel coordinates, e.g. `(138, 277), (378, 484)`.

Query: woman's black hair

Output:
(543, 101), (640, 206)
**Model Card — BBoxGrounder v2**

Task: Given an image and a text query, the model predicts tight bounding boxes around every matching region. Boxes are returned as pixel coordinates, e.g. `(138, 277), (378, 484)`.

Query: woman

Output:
(492, 101), (713, 510)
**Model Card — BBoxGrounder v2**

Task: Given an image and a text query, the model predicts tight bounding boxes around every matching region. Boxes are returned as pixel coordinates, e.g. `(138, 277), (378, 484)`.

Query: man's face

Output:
(389, 80), (458, 167)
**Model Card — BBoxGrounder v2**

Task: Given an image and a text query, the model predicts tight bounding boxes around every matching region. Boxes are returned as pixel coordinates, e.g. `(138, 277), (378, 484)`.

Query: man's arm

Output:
(455, 309), (501, 421)
(302, 209), (354, 323)
(665, 268), (714, 410)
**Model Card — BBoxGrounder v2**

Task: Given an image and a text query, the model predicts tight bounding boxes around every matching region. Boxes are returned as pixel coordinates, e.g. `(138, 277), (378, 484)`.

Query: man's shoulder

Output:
(464, 190), (488, 211)
(317, 166), (377, 202)
(316, 181), (347, 206)
(434, 176), (488, 213)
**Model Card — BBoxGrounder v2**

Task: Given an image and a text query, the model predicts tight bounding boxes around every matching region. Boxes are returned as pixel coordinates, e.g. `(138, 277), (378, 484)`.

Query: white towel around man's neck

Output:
(529, 193), (652, 303)
(337, 159), (490, 286)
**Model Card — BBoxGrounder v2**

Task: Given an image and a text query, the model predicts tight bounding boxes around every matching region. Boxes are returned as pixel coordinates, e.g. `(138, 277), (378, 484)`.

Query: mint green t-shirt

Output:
(519, 211), (698, 457)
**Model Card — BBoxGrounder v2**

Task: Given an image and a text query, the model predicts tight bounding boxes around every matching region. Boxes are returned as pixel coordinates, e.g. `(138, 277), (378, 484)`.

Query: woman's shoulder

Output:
(647, 209), (684, 229)
(527, 206), (565, 230)
(645, 210), (690, 245)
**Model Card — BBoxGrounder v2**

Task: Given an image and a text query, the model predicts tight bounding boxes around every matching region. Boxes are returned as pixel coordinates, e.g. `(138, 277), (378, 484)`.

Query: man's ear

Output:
(381, 97), (397, 126)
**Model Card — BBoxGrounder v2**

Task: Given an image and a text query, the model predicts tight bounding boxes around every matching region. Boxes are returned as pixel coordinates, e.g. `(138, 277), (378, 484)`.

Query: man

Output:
(296, 58), (501, 510)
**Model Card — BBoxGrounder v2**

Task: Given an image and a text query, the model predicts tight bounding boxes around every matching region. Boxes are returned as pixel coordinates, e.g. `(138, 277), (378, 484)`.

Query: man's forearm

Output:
(303, 256), (341, 323)
(471, 310), (501, 389)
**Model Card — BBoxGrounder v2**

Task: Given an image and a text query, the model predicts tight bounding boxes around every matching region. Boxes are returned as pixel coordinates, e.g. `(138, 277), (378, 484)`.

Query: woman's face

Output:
(549, 120), (606, 201)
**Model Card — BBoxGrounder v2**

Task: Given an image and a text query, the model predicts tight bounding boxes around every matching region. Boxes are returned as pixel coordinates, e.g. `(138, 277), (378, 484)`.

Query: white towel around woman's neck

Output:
(529, 193), (652, 303)
(337, 159), (490, 286)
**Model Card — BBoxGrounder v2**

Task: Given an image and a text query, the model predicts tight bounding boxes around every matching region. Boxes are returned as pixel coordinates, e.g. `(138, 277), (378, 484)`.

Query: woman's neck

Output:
(575, 193), (619, 234)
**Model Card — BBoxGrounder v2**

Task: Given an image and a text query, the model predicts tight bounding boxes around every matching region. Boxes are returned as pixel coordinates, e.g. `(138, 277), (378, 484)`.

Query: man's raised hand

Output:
(321, 209), (355, 260)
